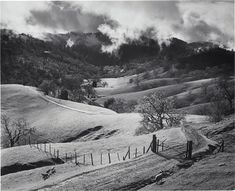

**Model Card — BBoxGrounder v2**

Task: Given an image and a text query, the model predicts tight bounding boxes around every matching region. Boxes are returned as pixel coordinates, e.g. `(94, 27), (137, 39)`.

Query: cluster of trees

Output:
(173, 77), (234, 122)
(39, 76), (97, 102)
(1, 29), (101, 87)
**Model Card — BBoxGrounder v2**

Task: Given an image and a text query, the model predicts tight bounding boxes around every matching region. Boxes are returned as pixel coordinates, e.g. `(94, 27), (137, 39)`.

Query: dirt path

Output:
(40, 94), (96, 115)
(37, 154), (178, 191)
(36, 89), (115, 115)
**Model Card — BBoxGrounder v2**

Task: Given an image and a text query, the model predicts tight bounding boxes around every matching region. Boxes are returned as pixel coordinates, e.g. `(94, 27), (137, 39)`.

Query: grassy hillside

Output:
(95, 77), (215, 107)
(2, 115), (233, 191)
(1, 84), (142, 145)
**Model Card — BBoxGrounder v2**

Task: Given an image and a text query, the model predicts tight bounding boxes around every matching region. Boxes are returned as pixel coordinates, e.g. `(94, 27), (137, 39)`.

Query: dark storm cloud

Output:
(188, 20), (225, 41)
(26, 2), (108, 33)
(1, 1), (234, 49)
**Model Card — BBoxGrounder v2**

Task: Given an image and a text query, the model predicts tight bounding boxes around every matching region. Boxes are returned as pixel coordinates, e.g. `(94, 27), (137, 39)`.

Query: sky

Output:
(1, 1), (234, 52)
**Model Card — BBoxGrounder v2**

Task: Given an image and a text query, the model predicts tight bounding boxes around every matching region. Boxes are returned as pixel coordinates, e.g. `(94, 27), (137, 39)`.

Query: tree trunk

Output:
(10, 140), (14, 147)
(159, 118), (164, 129)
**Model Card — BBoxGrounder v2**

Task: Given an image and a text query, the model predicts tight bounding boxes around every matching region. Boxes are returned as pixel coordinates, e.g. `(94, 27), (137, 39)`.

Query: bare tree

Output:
(1, 115), (35, 147)
(215, 77), (234, 111)
(139, 91), (184, 132)
(207, 77), (234, 122)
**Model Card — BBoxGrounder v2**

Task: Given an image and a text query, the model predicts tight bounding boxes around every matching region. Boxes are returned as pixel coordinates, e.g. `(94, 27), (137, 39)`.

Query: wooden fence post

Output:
(57, 150), (59, 159)
(36, 142), (39, 149)
(143, 146), (145, 154)
(65, 153), (67, 162)
(156, 139), (159, 153)
(100, 153), (103, 165)
(90, 153), (94, 165)
(44, 143), (46, 152)
(108, 153), (111, 164)
(71, 154), (73, 163)
(186, 141), (193, 159)
(135, 148), (138, 158)
(49, 144), (51, 154)
(83, 154), (85, 164)
(146, 142), (152, 153)
(28, 136), (31, 147)
(75, 152), (77, 164)
(186, 142), (188, 159)
(117, 153), (120, 161)
(221, 140), (224, 152)
(162, 142), (164, 151)
(54, 149), (56, 157)
(152, 135), (156, 153)
(123, 146), (131, 161)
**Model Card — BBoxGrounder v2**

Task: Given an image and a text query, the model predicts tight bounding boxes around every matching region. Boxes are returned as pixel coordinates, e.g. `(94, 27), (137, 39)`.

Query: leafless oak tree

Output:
(139, 91), (184, 132)
(215, 77), (234, 111)
(1, 114), (35, 147)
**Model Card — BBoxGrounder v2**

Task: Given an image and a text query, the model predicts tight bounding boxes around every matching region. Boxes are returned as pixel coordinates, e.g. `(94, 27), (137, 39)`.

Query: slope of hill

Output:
(2, 118), (218, 190)
(3, 115), (232, 191)
(95, 77), (215, 106)
(1, 84), (141, 145)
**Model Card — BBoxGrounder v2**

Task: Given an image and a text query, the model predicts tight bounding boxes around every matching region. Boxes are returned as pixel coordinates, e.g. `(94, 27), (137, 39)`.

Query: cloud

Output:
(0, 1), (51, 38)
(0, 1), (111, 37)
(75, 1), (234, 51)
(27, 2), (107, 33)
(1, 1), (234, 50)
(178, 1), (234, 48)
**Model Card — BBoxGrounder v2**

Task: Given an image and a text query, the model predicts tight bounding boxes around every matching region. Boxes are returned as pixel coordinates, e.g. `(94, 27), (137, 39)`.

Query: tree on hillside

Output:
(59, 89), (69, 100)
(139, 91), (184, 132)
(207, 77), (234, 122)
(215, 77), (234, 112)
(84, 84), (96, 98)
(1, 115), (35, 147)
(39, 80), (57, 96)
(104, 98), (137, 113)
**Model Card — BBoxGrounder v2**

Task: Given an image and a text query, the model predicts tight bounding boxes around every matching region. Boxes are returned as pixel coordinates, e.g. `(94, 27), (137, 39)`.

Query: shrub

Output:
(208, 100), (228, 122)
(104, 98), (115, 109)
(39, 80), (56, 96)
(59, 89), (69, 100)
(104, 98), (137, 113)
(129, 78), (134, 83)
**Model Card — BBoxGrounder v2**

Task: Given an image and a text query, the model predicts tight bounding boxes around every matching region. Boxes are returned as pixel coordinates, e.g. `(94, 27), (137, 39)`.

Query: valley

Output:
(1, 73), (234, 190)
(1, 17), (234, 190)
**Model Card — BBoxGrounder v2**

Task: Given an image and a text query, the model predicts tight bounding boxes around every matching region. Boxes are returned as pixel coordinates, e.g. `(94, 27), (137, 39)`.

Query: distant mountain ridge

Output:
(1, 28), (234, 87)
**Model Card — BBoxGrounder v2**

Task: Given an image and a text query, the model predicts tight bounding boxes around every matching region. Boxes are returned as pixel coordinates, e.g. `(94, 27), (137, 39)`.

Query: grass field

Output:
(1, 82), (233, 191)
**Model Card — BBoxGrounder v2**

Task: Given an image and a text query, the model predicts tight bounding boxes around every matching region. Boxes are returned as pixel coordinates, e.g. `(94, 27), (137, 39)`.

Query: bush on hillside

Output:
(39, 80), (57, 96)
(129, 78), (134, 83)
(208, 99), (229, 122)
(59, 89), (69, 100)
(203, 77), (234, 122)
(104, 98), (116, 109)
(104, 98), (137, 113)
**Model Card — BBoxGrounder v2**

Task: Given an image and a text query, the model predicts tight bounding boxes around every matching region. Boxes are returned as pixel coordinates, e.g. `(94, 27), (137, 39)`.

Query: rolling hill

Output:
(1, 84), (141, 145)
